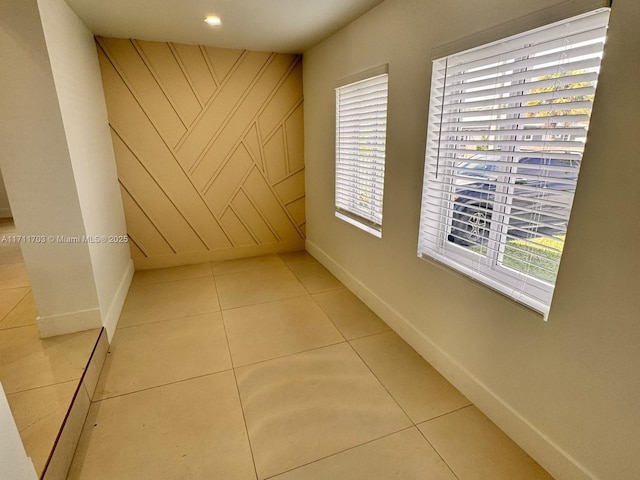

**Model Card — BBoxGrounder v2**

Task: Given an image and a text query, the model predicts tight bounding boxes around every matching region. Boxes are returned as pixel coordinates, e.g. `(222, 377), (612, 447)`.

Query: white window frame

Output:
(417, 9), (610, 316)
(335, 65), (389, 238)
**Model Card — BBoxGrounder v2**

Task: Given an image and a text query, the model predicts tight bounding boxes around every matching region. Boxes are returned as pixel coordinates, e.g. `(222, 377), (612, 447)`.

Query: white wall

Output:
(0, 0), (101, 335)
(37, 0), (133, 338)
(303, 1), (639, 479)
(0, 0), (132, 339)
(0, 171), (12, 218)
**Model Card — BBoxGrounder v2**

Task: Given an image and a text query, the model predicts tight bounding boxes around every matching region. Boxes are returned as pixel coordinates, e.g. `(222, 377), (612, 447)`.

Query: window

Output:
(335, 69), (389, 237)
(418, 9), (610, 315)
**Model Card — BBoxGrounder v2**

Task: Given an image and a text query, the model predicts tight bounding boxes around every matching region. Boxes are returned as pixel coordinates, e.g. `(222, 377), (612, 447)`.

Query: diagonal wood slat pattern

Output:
(97, 38), (305, 269)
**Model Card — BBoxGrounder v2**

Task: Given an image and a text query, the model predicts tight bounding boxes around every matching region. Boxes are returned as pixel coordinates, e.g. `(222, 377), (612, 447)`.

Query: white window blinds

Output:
(418, 9), (610, 315)
(335, 73), (389, 237)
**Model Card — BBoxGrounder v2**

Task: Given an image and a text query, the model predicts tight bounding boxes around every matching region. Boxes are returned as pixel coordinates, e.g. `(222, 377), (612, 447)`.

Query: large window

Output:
(418, 9), (610, 315)
(335, 69), (389, 237)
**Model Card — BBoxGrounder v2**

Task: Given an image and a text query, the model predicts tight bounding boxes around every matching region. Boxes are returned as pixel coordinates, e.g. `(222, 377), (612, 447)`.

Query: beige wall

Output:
(303, 1), (639, 479)
(98, 38), (306, 269)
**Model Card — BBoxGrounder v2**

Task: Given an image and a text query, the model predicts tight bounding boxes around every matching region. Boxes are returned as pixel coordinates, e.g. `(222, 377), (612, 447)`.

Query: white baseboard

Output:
(306, 239), (598, 480)
(37, 308), (102, 338)
(102, 259), (134, 341)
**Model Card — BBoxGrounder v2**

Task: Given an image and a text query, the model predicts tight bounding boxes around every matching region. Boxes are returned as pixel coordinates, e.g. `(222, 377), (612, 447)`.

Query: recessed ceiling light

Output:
(204, 16), (221, 26)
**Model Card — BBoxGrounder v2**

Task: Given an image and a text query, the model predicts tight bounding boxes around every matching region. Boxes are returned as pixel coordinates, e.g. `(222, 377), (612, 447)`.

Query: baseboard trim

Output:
(37, 308), (102, 338)
(132, 240), (306, 270)
(102, 259), (134, 341)
(306, 239), (598, 480)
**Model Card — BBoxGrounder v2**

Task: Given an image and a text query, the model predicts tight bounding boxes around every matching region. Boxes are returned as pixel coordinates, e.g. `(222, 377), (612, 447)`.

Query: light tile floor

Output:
(68, 252), (555, 480)
(0, 219), (99, 476)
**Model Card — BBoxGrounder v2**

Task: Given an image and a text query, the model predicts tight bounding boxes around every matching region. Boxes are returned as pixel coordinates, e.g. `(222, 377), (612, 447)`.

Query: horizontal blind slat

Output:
(418, 8), (610, 311)
(336, 73), (388, 232)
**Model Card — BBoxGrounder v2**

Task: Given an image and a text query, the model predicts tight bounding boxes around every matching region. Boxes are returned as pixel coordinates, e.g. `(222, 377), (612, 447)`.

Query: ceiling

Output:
(64, 0), (386, 53)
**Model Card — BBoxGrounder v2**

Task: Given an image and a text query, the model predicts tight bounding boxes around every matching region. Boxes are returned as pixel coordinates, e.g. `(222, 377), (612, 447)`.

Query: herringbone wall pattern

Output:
(97, 37), (305, 269)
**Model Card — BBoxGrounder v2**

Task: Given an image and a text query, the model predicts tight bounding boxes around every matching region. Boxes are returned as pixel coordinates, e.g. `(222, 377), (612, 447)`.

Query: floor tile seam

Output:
(116, 308), (223, 330)
(415, 421), (462, 480)
(304, 285), (346, 295)
(90, 368), (234, 404)
(128, 272), (214, 288)
(211, 262), (289, 277)
(210, 275), (223, 312)
(344, 341), (415, 426)
(0, 284), (31, 292)
(222, 288), (348, 344)
(417, 403), (475, 426)
(307, 287), (393, 340)
(0, 322), (37, 332)
(130, 273), (213, 288)
(306, 292), (348, 343)
(278, 260), (318, 268)
(309, 287), (349, 300)
(0, 284), (31, 290)
(4, 378), (80, 397)
(229, 339), (349, 370)
(219, 309), (259, 480)
(261, 425), (417, 480)
(345, 328), (393, 343)
(219, 292), (312, 312)
(0, 287), (31, 323)
(2, 284), (30, 297)
(285, 268), (343, 297)
(346, 337), (474, 426)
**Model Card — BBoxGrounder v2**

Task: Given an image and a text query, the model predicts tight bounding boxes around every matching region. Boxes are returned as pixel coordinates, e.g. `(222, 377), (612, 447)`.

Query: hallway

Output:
(67, 251), (553, 479)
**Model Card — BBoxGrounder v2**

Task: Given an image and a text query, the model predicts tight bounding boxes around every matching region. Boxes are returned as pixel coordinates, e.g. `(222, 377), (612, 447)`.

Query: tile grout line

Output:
(232, 339), (349, 370)
(344, 328), (392, 342)
(212, 261), (289, 277)
(90, 368), (234, 404)
(306, 289), (393, 343)
(419, 403), (474, 424)
(306, 290), (349, 343)
(219, 307), (260, 480)
(262, 425), (417, 480)
(0, 322), (38, 332)
(415, 422), (463, 480)
(0, 286), (31, 325)
(345, 333), (474, 427)
(219, 291), (311, 312)
(285, 265), (345, 297)
(211, 274), (223, 314)
(344, 340), (416, 426)
(0, 284), (31, 292)
(130, 272), (213, 288)
(116, 308), (223, 331)
(283, 254), (356, 340)
(4, 378), (81, 398)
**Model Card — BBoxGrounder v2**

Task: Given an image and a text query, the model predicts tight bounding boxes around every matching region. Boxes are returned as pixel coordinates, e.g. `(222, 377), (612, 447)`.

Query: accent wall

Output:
(97, 38), (305, 269)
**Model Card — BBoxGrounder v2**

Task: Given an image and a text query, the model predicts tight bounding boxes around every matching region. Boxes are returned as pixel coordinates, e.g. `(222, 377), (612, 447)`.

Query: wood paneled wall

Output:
(96, 37), (305, 269)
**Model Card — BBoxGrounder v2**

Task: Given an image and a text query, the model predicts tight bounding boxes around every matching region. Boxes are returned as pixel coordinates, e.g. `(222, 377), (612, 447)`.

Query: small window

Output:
(418, 9), (610, 315)
(335, 70), (389, 237)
